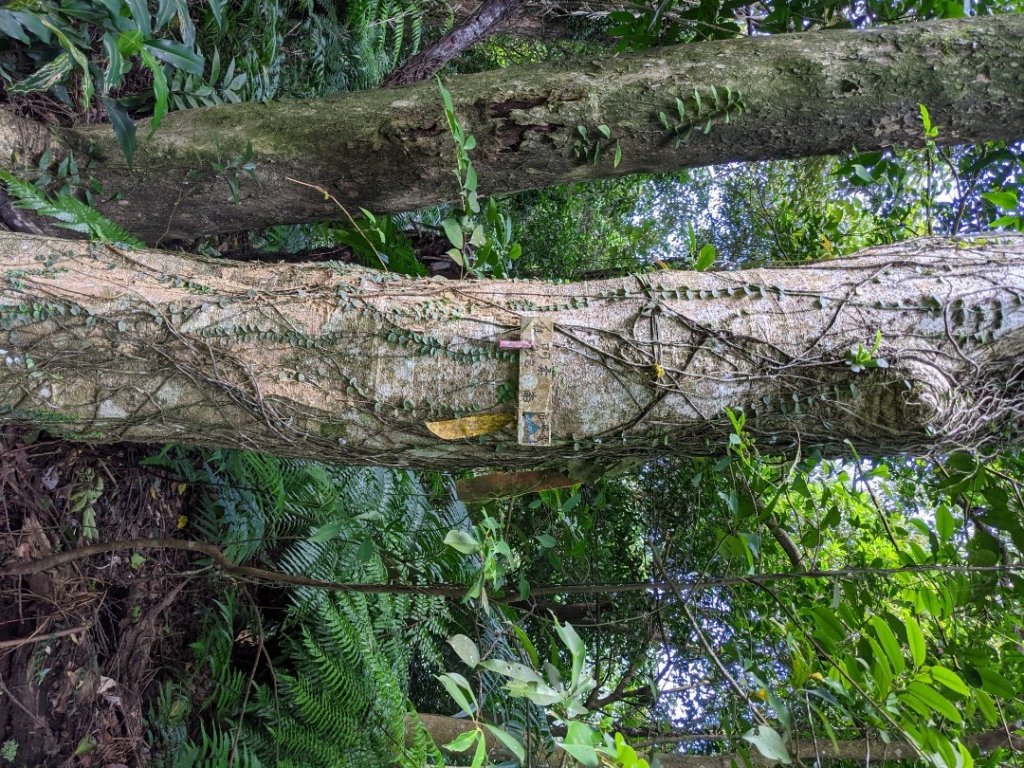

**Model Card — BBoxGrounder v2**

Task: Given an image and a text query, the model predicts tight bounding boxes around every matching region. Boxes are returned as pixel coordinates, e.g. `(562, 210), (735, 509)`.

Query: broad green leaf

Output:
(355, 536), (375, 562)
(144, 39), (204, 76)
(504, 679), (562, 705)
(117, 29), (145, 56)
(810, 606), (845, 644)
(566, 721), (599, 745)
(442, 218), (463, 249)
(209, 0), (228, 28)
(477, 659), (544, 684)
(509, 622), (539, 667)
(559, 743), (598, 766)
(918, 103), (934, 136)
(695, 243), (716, 271)
(957, 739), (974, 768)
(976, 666), (1015, 698)
(101, 31), (126, 92)
(308, 519), (343, 543)
(905, 616), (926, 668)
(935, 505), (954, 543)
(10, 53), (74, 95)
(555, 621), (586, 684)
(444, 729), (478, 753)
(12, 10), (51, 42)
(125, 0), (151, 35)
(929, 666), (969, 696)
(436, 672), (476, 715)
(991, 214), (1022, 228)
(866, 637), (893, 696)
(443, 529), (480, 554)
(870, 616), (906, 675)
(0, 11), (29, 43)
(483, 724), (525, 763)
(140, 49), (168, 136)
(945, 450), (978, 475)
(852, 164), (874, 183)
(982, 190), (1018, 211)
(904, 681), (961, 722)
(155, 0), (177, 30)
(932, 731), (957, 768)
(437, 78), (455, 114)
(447, 635), (480, 669)
(472, 733), (487, 768)
(975, 689), (998, 724)
(47, 22), (93, 109)
(101, 97), (138, 164)
(899, 686), (933, 720)
(462, 134), (476, 151)
(743, 726), (791, 764)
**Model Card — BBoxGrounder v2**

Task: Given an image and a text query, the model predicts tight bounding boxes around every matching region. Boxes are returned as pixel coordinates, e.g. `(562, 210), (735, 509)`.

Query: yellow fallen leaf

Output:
(176, 515), (188, 530)
(426, 413), (514, 440)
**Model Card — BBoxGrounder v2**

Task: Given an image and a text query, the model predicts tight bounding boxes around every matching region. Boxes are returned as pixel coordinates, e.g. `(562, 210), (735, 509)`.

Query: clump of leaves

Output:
(659, 86), (746, 146)
(436, 78), (522, 277)
(845, 330), (889, 373)
(1, 0), (212, 162)
(574, 124), (622, 168)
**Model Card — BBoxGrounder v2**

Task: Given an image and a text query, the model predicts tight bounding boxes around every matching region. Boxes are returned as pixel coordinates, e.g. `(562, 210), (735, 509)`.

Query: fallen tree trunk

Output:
(0, 232), (1022, 468)
(2, 16), (1023, 241)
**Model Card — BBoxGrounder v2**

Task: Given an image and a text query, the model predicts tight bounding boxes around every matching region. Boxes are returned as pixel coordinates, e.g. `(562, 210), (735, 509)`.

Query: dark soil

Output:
(0, 428), (210, 768)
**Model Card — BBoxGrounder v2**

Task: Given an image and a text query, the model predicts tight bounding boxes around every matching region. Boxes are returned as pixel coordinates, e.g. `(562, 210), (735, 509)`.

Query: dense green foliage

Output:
(143, 449), (465, 766)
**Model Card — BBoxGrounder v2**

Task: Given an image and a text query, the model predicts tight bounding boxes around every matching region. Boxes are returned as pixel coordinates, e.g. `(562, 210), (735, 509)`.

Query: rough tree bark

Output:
(383, 0), (526, 86)
(1, 16), (1022, 241)
(0, 232), (1022, 468)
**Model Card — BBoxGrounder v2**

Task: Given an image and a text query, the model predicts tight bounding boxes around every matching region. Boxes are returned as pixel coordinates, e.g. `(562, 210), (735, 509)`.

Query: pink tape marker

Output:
(499, 340), (534, 350)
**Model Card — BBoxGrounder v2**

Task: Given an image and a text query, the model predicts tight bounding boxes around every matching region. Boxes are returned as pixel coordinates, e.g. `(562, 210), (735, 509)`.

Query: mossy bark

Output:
(2, 16), (1023, 242)
(0, 232), (1022, 468)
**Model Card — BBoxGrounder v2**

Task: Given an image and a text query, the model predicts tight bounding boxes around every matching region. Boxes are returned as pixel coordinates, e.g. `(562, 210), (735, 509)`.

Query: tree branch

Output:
(384, 0), (525, 86)
(5, 537), (1024, 598)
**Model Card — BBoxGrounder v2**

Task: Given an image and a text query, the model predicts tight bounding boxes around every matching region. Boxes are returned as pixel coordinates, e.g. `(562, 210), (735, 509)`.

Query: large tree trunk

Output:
(0, 232), (1021, 468)
(2, 16), (1023, 242)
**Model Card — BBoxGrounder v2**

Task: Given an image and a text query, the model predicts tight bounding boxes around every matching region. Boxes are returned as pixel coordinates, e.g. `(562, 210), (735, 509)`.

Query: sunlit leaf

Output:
(743, 726), (791, 764)
(447, 634), (480, 668)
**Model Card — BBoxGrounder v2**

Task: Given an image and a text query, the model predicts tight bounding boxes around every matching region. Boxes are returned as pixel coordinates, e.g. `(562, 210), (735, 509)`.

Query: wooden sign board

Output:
(517, 317), (554, 446)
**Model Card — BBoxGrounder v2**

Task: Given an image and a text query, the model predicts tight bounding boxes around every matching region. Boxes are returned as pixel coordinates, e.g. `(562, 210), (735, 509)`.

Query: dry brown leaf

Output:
(425, 413), (513, 440)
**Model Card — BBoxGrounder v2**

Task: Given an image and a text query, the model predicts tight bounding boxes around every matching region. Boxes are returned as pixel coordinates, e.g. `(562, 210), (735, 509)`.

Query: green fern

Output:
(344, 0), (424, 89)
(0, 169), (144, 248)
(144, 449), (460, 767)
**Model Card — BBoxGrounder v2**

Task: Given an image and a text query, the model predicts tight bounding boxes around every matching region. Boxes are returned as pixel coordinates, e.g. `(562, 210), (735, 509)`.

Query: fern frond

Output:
(0, 169), (144, 248)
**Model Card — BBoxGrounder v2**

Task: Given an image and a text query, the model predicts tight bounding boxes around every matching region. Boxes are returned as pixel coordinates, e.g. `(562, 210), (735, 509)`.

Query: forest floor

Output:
(0, 428), (206, 767)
